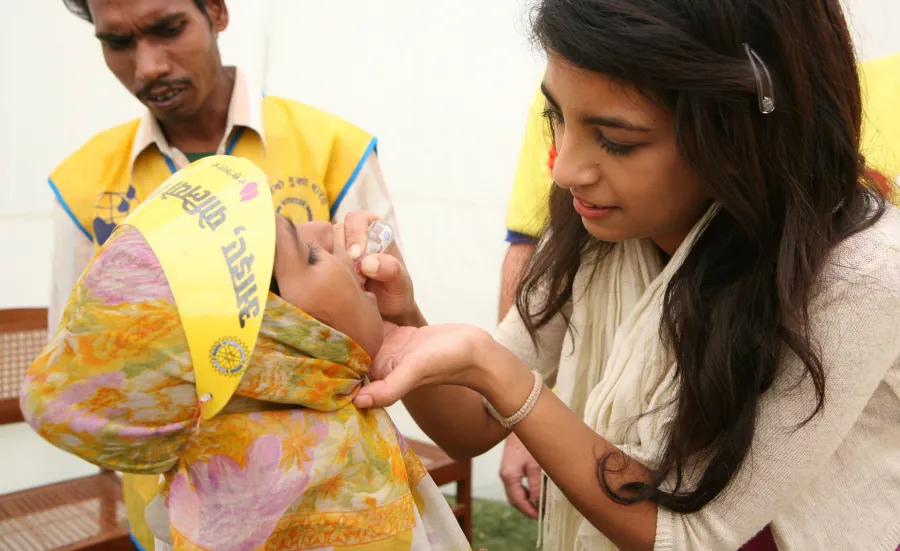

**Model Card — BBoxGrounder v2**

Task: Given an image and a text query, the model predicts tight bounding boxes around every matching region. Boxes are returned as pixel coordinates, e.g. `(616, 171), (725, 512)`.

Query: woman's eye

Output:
(596, 132), (639, 157)
(541, 107), (563, 128)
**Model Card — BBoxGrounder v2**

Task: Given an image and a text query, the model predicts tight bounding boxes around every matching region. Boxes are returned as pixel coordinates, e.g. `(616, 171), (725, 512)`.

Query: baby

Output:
(21, 157), (470, 551)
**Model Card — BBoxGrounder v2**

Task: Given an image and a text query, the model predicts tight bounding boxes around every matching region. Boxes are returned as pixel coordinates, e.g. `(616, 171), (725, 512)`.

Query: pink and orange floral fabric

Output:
(22, 226), (469, 551)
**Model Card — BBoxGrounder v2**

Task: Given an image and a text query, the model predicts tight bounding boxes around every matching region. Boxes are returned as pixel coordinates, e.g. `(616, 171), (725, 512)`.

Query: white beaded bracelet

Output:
(483, 371), (544, 430)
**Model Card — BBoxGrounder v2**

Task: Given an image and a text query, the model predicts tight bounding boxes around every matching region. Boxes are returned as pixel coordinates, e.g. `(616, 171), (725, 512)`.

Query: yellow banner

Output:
(120, 156), (275, 419)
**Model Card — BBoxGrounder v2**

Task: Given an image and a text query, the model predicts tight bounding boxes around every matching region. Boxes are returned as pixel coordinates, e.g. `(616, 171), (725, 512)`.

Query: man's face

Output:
(88, 0), (229, 123)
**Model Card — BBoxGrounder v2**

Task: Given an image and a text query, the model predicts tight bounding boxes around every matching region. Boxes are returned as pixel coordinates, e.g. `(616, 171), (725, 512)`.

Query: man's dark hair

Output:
(63, 0), (208, 23)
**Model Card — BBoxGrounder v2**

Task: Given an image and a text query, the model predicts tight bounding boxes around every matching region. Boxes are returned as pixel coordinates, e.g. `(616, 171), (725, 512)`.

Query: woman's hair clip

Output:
(743, 43), (775, 114)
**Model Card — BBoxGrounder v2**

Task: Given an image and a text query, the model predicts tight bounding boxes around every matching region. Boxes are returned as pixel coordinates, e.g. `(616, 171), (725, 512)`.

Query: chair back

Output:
(0, 308), (48, 425)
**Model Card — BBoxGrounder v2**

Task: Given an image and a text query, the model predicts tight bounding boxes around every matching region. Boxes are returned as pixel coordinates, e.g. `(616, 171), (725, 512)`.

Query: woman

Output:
(345, 0), (900, 549)
(23, 157), (470, 551)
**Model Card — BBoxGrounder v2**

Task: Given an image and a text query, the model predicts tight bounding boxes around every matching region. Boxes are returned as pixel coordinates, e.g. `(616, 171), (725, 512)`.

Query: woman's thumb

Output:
(353, 380), (396, 408)
(361, 254), (402, 285)
(353, 367), (415, 409)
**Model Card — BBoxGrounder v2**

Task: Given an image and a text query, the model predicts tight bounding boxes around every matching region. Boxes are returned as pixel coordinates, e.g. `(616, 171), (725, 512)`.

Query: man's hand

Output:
(498, 242), (537, 320)
(500, 433), (543, 519)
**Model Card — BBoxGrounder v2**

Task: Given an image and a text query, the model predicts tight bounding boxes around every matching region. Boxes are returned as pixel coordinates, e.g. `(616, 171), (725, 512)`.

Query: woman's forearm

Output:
(401, 385), (510, 459)
(472, 340), (659, 551)
(390, 303), (510, 457)
(380, 307), (658, 548)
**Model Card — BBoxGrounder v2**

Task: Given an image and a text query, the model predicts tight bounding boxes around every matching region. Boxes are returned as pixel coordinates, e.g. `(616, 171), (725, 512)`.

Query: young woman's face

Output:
(543, 52), (710, 254)
(273, 217), (384, 358)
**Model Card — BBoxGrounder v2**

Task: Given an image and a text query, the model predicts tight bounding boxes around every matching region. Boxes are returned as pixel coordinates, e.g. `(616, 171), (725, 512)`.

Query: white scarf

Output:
(541, 205), (719, 551)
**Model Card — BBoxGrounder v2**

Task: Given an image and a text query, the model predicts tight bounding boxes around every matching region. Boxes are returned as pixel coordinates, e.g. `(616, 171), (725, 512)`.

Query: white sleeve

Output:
(49, 202), (94, 332)
(331, 154), (402, 251)
(653, 246), (900, 551)
(492, 298), (570, 387)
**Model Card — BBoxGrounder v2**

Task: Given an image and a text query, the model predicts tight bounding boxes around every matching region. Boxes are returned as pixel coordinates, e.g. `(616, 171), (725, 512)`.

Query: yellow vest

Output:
(48, 96), (376, 551)
(504, 89), (553, 241)
(860, 52), (900, 198)
(50, 96), (376, 247)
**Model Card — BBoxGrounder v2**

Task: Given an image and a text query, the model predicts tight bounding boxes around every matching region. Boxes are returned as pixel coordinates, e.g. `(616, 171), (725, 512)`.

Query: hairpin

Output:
(743, 43), (775, 114)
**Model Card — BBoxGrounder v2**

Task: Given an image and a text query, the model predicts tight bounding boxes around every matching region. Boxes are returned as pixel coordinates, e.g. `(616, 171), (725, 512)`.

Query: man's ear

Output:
(205, 0), (229, 33)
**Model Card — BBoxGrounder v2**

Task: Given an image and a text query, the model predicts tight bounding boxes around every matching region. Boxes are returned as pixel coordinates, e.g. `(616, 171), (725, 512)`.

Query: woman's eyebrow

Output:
(541, 82), (652, 132)
(583, 114), (651, 132)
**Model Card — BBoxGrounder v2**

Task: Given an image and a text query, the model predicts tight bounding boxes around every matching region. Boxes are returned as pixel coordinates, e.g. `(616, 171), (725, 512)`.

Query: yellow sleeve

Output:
(505, 87), (555, 242)
(860, 53), (900, 199)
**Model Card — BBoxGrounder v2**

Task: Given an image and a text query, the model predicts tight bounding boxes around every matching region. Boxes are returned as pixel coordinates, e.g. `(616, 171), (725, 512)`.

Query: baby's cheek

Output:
(311, 285), (360, 333)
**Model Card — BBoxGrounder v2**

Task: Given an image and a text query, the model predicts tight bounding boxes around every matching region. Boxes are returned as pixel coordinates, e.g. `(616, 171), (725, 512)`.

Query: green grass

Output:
(445, 495), (539, 551)
(471, 498), (539, 551)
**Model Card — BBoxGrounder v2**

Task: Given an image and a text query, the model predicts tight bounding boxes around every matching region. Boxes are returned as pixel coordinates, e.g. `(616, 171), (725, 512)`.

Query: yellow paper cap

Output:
(117, 156), (275, 419)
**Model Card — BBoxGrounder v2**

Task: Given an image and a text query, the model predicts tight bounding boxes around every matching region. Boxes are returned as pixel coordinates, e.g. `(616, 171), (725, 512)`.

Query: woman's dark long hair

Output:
(520, 0), (887, 513)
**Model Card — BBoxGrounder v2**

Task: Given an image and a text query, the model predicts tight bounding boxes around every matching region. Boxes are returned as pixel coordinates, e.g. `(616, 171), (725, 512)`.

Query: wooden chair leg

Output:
(100, 491), (117, 532)
(456, 475), (472, 543)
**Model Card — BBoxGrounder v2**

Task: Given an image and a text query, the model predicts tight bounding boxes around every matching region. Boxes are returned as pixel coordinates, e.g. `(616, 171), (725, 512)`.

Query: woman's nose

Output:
(551, 135), (602, 190)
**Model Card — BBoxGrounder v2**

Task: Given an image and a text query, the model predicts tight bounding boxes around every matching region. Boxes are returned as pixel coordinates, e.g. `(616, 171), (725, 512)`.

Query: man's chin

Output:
(143, 101), (195, 123)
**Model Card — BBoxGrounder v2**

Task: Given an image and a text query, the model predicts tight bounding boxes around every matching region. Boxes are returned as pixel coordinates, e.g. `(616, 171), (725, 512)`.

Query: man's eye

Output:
(159, 21), (186, 38)
(105, 38), (133, 50)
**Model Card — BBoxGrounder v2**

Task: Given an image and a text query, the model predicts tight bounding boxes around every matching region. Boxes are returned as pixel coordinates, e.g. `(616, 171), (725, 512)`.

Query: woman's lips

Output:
(573, 196), (618, 219)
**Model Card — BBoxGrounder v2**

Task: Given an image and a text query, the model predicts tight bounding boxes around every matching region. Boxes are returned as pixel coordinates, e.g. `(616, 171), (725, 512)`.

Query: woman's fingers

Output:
(342, 211), (381, 260)
(360, 254), (413, 318)
(360, 253), (402, 282)
(331, 222), (347, 253)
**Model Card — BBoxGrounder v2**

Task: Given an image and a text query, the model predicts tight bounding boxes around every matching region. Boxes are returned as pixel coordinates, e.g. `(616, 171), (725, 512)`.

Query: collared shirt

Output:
(129, 68), (268, 168)
(49, 68), (397, 329)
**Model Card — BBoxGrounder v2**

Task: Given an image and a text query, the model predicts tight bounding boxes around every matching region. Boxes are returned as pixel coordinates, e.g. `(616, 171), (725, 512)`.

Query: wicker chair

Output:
(0, 308), (131, 551)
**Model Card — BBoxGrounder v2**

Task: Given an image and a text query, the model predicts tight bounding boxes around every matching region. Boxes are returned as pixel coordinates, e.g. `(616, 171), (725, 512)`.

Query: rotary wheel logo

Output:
(210, 338), (249, 376)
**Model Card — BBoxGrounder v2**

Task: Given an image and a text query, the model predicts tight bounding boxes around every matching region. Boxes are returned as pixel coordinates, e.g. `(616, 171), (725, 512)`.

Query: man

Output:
(860, 52), (900, 194)
(50, 1), (397, 549)
(496, 51), (900, 519)
(496, 88), (554, 521)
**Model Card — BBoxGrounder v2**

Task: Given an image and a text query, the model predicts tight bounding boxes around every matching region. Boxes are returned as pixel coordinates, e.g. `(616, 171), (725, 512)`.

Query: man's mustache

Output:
(135, 79), (192, 101)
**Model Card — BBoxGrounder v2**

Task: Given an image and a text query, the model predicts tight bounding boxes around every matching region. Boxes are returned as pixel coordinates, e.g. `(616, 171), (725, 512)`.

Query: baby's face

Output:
(273, 217), (384, 358)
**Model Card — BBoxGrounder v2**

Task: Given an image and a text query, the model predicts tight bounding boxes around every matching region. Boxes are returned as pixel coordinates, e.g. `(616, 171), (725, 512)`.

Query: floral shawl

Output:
(21, 226), (470, 551)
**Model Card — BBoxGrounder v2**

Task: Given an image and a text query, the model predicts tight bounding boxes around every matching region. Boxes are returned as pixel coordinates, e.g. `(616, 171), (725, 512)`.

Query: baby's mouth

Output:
(354, 262), (367, 288)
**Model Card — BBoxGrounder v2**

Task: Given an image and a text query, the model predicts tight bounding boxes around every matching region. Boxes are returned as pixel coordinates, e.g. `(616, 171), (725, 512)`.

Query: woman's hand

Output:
(340, 211), (421, 326)
(355, 322), (495, 408)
